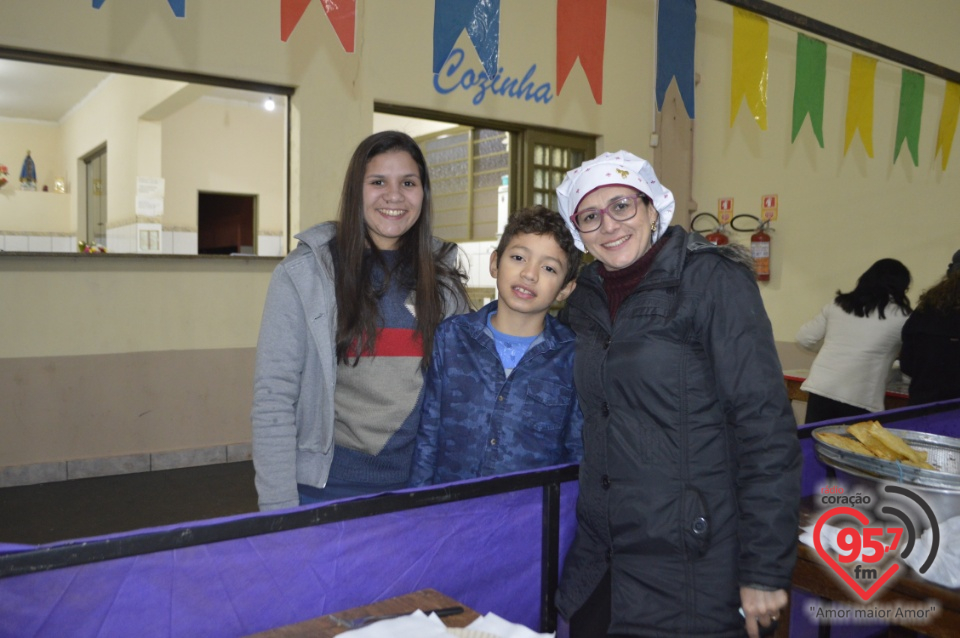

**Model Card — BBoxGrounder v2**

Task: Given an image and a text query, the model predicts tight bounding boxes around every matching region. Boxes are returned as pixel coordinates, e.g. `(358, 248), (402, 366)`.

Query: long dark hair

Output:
(334, 130), (467, 369)
(834, 258), (912, 319)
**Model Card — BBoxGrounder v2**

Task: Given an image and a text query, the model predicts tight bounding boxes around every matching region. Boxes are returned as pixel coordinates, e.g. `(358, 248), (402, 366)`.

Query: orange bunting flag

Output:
(556, 0), (607, 104)
(281, 0), (356, 51)
(730, 8), (769, 130)
(844, 53), (877, 157)
(936, 81), (960, 170)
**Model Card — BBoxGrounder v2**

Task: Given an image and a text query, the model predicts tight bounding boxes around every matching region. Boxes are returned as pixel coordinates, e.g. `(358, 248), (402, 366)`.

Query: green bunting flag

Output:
(792, 34), (827, 146)
(894, 70), (925, 166)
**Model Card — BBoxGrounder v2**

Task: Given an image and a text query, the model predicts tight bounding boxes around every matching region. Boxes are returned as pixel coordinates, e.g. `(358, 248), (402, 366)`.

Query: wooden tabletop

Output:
(248, 588), (480, 637)
(790, 544), (960, 638)
(786, 508), (960, 637)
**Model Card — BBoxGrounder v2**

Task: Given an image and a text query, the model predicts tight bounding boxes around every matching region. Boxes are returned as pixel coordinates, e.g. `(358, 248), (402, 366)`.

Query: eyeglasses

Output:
(571, 195), (646, 233)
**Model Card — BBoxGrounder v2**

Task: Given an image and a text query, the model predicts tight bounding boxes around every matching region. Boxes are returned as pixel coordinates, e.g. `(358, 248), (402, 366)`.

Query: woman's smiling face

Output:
(576, 185), (658, 271)
(362, 150), (423, 250)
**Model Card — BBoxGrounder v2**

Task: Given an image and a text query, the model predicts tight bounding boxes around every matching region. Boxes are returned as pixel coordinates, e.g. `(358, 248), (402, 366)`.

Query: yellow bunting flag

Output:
(936, 81), (960, 170)
(730, 9), (769, 129)
(844, 54), (877, 157)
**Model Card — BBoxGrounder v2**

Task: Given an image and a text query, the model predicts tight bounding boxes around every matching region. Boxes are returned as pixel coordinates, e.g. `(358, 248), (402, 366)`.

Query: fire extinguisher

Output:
(751, 221), (771, 282)
(691, 212), (729, 246)
(706, 227), (729, 246)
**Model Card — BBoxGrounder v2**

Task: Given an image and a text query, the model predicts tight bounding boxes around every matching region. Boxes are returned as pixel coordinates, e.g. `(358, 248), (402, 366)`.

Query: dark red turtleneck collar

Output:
(599, 238), (667, 320)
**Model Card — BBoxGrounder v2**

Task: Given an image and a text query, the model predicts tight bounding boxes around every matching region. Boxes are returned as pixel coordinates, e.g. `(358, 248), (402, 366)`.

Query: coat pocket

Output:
(682, 486), (712, 558)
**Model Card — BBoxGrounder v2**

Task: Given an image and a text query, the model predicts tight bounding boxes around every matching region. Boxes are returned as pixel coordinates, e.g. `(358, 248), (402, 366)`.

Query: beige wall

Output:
(0, 121), (62, 191)
(0, 121), (66, 232)
(694, 1), (960, 343)
(161, 96), (286, 235)
(0, 0), (958, 478)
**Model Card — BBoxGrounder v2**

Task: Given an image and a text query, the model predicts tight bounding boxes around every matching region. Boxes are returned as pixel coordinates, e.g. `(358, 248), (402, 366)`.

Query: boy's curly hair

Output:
(495, 205), (582, 285)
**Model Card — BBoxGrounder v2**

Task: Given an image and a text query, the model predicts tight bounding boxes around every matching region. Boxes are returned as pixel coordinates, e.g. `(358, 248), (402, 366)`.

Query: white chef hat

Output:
(556, 151), (675, 251)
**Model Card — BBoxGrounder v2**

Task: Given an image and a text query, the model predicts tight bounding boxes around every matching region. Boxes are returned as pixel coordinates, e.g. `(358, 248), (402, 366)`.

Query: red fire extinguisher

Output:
(751, 221), (771, 282)
(692, 213), (729, 246)
(705, 227), (729, 246)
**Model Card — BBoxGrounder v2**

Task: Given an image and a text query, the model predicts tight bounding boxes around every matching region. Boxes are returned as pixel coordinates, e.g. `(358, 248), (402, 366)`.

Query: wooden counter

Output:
(784, 371), (910, 411)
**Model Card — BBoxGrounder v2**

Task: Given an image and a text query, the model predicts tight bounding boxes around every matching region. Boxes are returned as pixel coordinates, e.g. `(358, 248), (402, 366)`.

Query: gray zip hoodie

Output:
(251, 222), (466, 510)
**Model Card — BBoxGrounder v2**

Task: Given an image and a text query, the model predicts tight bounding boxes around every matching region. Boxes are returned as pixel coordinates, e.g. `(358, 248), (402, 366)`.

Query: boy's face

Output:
(489, 232), (576, 320)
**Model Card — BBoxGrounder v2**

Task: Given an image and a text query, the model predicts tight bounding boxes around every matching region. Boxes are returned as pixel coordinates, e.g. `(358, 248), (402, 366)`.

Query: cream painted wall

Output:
(0, 0), (958, 473)
(161, 97), (286, 235)
(0, 121), (62, 192)
(693, 1), (960, 344)
(59, 75), (187, 231)
(0, 121), (68, 232)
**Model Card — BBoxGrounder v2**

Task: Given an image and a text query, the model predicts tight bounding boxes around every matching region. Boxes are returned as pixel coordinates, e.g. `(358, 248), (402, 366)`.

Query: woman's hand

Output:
(740, 586), (787, 638)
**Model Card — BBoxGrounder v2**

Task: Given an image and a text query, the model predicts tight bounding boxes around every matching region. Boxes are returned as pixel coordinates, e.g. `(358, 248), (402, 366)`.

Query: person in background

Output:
(251, 130), (469, 511)
(900, 251), (960, 405)
(554, 151), (800, 638)
(410, 206), (583, 486)
(796, 258), (912, 423)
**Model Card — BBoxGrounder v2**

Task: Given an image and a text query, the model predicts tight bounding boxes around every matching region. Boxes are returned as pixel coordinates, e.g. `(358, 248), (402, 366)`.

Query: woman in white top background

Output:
(796, 258), (912, 424)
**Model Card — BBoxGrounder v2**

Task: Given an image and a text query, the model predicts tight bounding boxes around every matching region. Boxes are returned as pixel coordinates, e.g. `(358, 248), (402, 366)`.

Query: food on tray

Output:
(865, 420), (930, 464)
(817, 420), (938, 470)
(815, 432), (874, 456)
(847, 421), (901, 461)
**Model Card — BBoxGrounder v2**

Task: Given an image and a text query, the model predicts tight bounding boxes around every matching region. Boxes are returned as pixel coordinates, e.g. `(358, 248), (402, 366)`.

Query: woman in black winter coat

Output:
(900, 264), (960, 405)
(554, 151), (801, 638)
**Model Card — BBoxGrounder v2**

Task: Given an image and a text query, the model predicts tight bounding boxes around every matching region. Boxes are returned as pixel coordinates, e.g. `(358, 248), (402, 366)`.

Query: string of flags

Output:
(726, 7), (958, 168)
(89, 1), (958, 168)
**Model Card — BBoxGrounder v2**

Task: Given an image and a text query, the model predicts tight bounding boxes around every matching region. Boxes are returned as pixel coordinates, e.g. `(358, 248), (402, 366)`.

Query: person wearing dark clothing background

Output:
(900, 254), (960, 405)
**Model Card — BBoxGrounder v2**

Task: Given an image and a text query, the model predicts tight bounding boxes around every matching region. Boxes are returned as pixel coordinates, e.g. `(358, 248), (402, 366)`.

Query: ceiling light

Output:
(263, 97), (276, 112)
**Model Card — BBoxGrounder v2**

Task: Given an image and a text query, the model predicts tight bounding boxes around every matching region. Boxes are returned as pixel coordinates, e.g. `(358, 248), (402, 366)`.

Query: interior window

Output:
(373, 107), (595, 243)
(0, 53), (291, 256)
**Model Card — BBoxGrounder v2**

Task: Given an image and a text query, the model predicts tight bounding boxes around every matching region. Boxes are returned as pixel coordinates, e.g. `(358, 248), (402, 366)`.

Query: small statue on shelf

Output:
(20, 150), (37, 191)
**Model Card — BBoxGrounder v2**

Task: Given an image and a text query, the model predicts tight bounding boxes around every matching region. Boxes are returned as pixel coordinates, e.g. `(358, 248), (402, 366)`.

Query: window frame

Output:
(375, 102), (596, 242)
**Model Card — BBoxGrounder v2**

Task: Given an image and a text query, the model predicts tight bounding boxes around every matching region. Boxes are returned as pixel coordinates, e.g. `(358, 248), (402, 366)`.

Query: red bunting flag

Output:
(557, 0), (606, 104)
(280, 0), (311, 42)
(281, 0), (356, 52)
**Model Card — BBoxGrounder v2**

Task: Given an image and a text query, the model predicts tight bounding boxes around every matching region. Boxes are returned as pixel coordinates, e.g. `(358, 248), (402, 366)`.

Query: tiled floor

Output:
(0, 461), (258, 545)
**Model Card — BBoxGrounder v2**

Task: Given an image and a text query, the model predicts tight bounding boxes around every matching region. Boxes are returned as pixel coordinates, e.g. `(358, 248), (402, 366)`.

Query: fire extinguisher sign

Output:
(717, 197), (734, 225)
(761, 194), (778, 221)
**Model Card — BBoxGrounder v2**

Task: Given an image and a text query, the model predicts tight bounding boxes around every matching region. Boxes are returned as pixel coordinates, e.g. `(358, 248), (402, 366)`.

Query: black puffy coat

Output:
(556, 227), (801, 637)
(900, 305), (960, 405)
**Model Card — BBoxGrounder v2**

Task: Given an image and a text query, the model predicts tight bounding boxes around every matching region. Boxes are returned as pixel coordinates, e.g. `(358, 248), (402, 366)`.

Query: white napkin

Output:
(902, 515), (960, 588)
(466, 612), (555, 637)
(338, 610), (451, 637)
(337, 610), (556, 638)
(798, 523), (877, 560)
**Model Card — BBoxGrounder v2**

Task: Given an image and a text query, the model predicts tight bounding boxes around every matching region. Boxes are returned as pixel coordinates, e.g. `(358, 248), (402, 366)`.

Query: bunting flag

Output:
(844, 54), (877, 157)
(656, 0), (696, 118)
(730, 8), (768, 129)
(323, 0), (356, 52)
(93, 0), (185, 16)
(433, 0), (501, 79)
(281, 0), (311, 42)
(281, 0), (356, 50)
(935, 81), (960, 170)
(894, 70), (925, 166)
(556, 0), (606, 104)
(791, 34), (827, 146)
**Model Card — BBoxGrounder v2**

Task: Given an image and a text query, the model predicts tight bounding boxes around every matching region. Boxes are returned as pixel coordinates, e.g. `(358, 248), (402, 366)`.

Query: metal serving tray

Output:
(812, 425), (960, 491)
